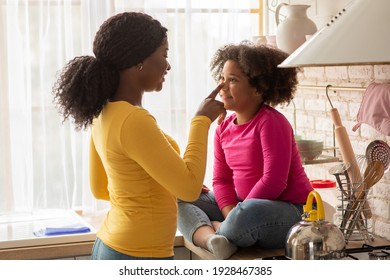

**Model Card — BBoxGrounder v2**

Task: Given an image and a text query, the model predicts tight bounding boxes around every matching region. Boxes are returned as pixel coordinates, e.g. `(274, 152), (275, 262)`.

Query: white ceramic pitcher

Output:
(275, 3), (317, 54)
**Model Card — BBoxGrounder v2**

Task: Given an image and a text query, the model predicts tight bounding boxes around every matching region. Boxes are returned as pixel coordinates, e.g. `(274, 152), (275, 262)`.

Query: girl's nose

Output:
(219, 82), (227, 91)
(166, 62), (171, 71)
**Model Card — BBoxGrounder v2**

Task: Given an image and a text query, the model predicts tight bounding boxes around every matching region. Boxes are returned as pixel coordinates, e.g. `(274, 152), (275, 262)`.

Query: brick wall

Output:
(269, 0), (390, 242)
(278, 65), (390, 240)
(266, 0), (390, 240)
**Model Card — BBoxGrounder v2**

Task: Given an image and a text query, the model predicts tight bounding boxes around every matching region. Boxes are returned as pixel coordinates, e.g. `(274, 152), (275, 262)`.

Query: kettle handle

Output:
(275, 2), (288, 26)
(304, 190), (325, 221)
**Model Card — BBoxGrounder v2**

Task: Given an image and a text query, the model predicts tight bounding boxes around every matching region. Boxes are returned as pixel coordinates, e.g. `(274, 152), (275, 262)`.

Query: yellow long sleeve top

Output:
(89, 101), (211, 258)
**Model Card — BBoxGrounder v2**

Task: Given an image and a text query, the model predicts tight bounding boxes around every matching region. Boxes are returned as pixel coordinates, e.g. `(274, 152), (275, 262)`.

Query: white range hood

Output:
(279, 0), (390, 67)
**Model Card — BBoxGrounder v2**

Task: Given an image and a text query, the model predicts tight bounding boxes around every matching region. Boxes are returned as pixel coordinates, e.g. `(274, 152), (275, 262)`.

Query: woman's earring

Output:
(138, 64), (143, 71)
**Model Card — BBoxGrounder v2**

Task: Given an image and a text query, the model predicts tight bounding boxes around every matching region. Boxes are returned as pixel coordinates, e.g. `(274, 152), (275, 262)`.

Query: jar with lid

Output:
(310, 179), (340, 223)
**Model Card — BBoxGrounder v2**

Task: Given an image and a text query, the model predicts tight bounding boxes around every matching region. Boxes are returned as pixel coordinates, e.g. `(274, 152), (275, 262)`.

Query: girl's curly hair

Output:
(210, 43), (299, 107)
(52, 12), (168, 130)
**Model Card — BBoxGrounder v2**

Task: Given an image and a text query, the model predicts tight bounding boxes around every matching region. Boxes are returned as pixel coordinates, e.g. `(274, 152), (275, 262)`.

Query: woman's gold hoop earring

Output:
(138, 64), (143, 71)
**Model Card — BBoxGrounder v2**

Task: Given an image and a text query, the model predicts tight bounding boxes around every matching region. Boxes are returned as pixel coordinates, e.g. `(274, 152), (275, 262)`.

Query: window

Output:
(0, 0), (262, 214)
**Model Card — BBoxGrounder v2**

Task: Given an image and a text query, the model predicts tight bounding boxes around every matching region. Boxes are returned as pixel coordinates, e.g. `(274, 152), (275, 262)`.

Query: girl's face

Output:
(218, 60), (260, 113)
(141, 38), (171, 92)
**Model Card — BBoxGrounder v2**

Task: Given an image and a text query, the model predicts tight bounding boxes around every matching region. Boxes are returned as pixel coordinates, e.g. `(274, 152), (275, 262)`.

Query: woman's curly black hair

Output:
(210, 42), (299, 107)
(52, 12), (168, 130)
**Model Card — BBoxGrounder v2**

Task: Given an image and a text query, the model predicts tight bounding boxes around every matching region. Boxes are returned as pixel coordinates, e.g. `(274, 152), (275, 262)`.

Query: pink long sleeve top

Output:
(213, 104), (313, 210)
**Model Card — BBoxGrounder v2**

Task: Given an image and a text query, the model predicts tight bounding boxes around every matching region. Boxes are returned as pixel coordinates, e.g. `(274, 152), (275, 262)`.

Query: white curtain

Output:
(0, 0), (257, 215)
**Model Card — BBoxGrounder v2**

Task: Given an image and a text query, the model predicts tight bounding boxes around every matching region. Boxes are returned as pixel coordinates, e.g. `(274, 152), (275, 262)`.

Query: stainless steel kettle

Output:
(285, 190), (346, 260)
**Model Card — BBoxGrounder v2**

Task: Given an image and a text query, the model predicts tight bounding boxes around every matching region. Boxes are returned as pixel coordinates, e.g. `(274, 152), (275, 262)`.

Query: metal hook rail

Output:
(297, 84), (366, 92)
(296, 84), (366, 158)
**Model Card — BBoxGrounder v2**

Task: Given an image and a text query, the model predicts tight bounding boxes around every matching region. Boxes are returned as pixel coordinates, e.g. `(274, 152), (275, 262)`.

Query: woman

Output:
(178, 43), (313, 259)
(52, 12), (226, 260)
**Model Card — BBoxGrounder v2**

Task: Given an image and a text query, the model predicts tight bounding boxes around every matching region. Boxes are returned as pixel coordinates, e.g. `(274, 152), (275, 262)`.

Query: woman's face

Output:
(141, 38), (171, 92)
(218, 60), (259, 112)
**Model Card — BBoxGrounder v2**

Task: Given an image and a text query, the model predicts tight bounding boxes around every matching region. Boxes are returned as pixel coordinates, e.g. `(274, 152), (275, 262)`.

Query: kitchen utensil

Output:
(366, 140), (390, 173)
(330, 108), (363, 186)
(341, 161), (379, 224)
(285, 190), (346, 260)
(350, 161), (384, 230)
(356, 154), (368, 176)
(343, 161), (384, 240)
(358, 140), (389, 218)
(341, 181), (370, 243)
(354, 154), (372, 218)
(329, 162), (351, 199)
(328, 162), (350, 175)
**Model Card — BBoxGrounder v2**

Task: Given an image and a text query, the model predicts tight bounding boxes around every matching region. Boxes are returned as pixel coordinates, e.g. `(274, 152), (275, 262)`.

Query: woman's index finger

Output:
(206, 83), (224, 99)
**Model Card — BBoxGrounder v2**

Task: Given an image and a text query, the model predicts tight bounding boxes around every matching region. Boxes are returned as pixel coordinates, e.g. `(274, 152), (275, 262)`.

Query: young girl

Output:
(178, 43), (313, 259)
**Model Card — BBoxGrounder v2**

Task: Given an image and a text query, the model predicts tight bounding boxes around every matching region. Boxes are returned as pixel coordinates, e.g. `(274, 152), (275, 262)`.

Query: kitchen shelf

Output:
(301, 146), (341, 165)
(294, 84), (366, 166)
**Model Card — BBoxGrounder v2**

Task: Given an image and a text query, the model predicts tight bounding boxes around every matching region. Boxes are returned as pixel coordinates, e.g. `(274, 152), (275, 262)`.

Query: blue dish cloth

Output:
(34, 226), (91, 237)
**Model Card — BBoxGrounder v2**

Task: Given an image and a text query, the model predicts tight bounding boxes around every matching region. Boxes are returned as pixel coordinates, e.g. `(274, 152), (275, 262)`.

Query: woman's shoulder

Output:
(110, 101), (152, 115)
(106, 101), (156, 125)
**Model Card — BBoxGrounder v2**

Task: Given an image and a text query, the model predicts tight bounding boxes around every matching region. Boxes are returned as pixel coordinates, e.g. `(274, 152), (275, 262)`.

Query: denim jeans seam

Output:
(291, 204), (304, 215)
(232, 219), (297, 244)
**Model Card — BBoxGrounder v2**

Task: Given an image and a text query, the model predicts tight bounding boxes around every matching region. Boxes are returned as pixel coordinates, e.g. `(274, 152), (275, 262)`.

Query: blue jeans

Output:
(178, 192), (303, 249)
(91, 237), (174, 260)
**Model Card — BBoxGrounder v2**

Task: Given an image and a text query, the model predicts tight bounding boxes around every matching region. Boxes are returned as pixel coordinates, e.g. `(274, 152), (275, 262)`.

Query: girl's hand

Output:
(201, 185), (210, 193)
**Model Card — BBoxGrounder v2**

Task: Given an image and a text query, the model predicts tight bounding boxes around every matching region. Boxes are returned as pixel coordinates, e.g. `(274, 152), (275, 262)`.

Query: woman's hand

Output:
(196, 84), (226, 123)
